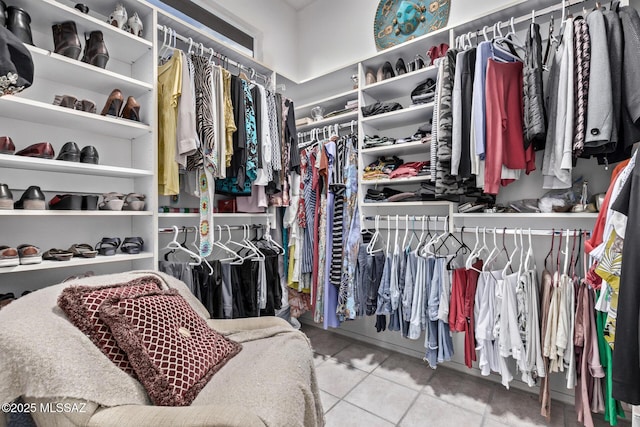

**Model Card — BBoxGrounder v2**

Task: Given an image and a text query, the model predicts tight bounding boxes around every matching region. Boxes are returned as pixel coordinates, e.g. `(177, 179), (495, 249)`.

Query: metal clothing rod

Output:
(156, 24), (269, 83)
(453, 226), (591, 237)
(159, 224), (264, 233)
(363, 215), (448, 222)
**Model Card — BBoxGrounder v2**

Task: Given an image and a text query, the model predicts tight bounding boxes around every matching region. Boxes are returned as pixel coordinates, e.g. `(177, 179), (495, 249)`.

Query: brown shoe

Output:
(120, 96), (140, 121)
(100, 89), (123, 116)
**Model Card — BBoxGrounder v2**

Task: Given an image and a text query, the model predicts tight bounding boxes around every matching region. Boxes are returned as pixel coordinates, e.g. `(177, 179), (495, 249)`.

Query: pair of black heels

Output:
(96, 237), (144, 256)
(52, 21), (109, 69)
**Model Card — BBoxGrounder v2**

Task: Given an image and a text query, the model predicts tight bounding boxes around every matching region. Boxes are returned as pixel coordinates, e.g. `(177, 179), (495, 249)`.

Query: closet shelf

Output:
(295, 89), (359, 118)
(361, 103), (433, 130)
(0, 96), (152, 139)
(26, 45), (153, 97)
(158, 213), (274, 219)
(0, 211), (152, 217)
(361, 140), (429, 157)
(362, 201), (455, 208)
(361, 175), (432, 185)
(12, 0), (152, 64)
(362, 66), (438, 100)
(452, 212), (599, 219)
(0, 154), (153, 178)
(296, 110), (358, 131)
(0, 252), (154, 274)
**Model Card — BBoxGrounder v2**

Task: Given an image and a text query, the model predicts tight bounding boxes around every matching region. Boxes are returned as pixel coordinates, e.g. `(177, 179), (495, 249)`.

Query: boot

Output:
(6, 6), (33, 45)
(81, 31), (109, 68)
(0, 1), (7, 28)
(52, 21), (81, 60)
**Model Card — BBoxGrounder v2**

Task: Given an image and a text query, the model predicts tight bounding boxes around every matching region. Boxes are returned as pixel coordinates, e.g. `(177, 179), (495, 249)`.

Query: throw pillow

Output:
(57, 276), (164, 375)
(99, 289), (242, 406)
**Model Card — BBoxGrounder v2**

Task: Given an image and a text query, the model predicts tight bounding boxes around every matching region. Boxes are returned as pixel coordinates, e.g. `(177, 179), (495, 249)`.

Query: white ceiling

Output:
(282, 0), (317, 11)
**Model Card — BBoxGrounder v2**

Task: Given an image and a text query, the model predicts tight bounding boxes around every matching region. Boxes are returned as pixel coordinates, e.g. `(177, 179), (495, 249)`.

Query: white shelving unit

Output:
(361, 102), (433, 130)
(361, 175), (431, 186)
(361, 65), (437, 100)
(297, 110), (358, 131)
(361, 140), (429, 156)
(0, 0), (157, 291)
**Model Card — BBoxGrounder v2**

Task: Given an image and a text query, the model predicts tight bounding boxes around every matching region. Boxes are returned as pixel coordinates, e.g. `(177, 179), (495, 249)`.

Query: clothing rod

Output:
(155, 24), (269, 83)
(453, 227), (591, 237)
(159, 224), (264, 233)
(363, 215), (448, 222)
(298, 120), (358, 138)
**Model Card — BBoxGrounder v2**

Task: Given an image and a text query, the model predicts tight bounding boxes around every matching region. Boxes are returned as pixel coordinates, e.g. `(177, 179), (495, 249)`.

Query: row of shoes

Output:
(364, 43), (450, 85)
(53, 88), (141, 122)
(107, 3), (144, 37)
(0, 185), (146, 211)
(0, 2), (34, 45)
(0, 237), (144, 268)
(0, 137), (99, 164)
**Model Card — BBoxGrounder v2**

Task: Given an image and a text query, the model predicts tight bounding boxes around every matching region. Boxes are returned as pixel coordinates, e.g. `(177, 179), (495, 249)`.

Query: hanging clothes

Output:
(157, 49), (182, 196)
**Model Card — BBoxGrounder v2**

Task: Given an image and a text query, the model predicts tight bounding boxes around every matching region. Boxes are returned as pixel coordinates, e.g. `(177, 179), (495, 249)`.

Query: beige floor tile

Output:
(372, 352), (434, 391)
(308, 330), (353, 357)
(319, 390), (340, 413)
(399, 394), (483, 427)
(315, 359), (368, 398)
(331, 342), (391, 373)
(422, 367), (494, 415)
(486, 386), (565, 427)
(345, 374), (419, 424)
(314, 352), (329, 366)
(325, 401), (394, 427)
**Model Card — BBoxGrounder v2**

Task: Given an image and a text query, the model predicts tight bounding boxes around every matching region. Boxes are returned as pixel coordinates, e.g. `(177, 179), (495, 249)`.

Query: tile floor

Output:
(300, 323), (632, 427)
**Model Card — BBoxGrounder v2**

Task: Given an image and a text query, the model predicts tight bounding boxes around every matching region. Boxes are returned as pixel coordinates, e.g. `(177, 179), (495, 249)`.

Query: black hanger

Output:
(544, 228), (555, 271)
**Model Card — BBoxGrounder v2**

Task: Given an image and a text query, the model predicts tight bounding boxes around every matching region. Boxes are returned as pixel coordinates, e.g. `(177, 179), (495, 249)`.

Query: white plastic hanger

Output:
(501, 229), (520, 278)
(263, 220), (285, 255)
(162, 226), (202, 266)
(367, 215), (383, 255)
(188, 227), (214, 275)
(212, 225), (242, 263)
(524, 228), (534, 272)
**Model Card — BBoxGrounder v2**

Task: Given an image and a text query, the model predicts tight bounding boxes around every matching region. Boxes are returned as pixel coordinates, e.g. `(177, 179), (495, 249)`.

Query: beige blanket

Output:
(0, 271), (323, 427)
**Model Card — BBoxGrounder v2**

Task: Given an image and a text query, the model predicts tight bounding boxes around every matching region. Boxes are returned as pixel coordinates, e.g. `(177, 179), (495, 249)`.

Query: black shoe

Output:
(14, 185), (45, 210)
(49, 194), (82, 210)
(56, 141), (80, 162)
(81, 31), (109, 68)
(82, 194), (98, 210)
(52, 21), (81, 60)
(74, 3), (89, 14)
(80, 145), (99, 164)
(0, 183), (13, 210)
(395, 58), (407, 75)
(377, 61), (395, 82)
(6, 6), (33, 45)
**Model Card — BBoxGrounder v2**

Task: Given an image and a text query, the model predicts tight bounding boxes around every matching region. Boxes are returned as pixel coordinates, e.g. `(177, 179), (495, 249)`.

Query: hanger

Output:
(524, 228), (534, 272)
(367, 215), (384, 255)
(470, 227), (489, 273)
(501, 229), (519, 277)
(544, 228), (555, 271)
(562, 228), (570, 276)
(483, 228), (500, 271)
(212, 225), (242, 263)
(401, 215), (410, 252)
(162, 226), (202, 266)
(482, 25), (490, 41)
(465, 226), (481, 270)
(188, 226), (214, 276)
(263, 220), (285, 255)
(243, 225), (265, 261)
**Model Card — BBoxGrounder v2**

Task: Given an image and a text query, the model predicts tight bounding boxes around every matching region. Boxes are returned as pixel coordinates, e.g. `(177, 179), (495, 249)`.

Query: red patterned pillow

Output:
(57, 276), (164, 375)
(99, 289), (242, 406)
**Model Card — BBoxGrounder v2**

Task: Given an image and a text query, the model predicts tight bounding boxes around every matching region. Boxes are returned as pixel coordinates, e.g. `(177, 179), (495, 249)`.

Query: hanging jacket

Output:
(523, 23), (547, 150)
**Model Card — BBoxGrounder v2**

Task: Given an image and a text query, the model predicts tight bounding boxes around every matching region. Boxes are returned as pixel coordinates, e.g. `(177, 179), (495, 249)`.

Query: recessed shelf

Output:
(13, 0), (152, 64)
(361, 103), (433, 130)
(27, 45), (153, 98)
(297, 110), (359, 131)
(0, 154), (152, 178)
(361, 140), (430, 156)
(361, 175), (432, 185)
(158, 213), (274, 219)
(0, 252), (154, 274)
(0, 96), (152, 139)
(362, 66), (437, 101)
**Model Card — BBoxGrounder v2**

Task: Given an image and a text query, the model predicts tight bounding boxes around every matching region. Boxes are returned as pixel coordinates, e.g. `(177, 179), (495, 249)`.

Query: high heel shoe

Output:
(100, 89), (123, 116)
(52, 21), (81, 60)
(107, 4), (128, 30)
(53, 94), (78, 109)
(125, 12), (143, 37)
(81, 31), (109, 69)
(120, 96), (140, 121)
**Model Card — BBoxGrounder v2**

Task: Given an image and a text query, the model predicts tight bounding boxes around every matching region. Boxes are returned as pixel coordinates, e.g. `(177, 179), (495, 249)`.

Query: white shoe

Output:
(107, 4), (128, 30)
(125, 12), (143, 37)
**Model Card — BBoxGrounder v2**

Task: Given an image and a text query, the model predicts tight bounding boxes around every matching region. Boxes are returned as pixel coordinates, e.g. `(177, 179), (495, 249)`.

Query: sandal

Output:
(120, 237), (143, 254)
(123, 193), (146, 211)
(17, 244), (42, 265)
(95, 237), (121, 256)
(0, 246), (19, 267)
(98, 192), (124, 211)
(68, 243), (98, 258)
(43, 248), (74, 261)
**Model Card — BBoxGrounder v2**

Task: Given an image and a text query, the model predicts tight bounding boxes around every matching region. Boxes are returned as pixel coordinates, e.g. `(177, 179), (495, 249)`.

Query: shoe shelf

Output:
(0, 96), (152, 139)
(26, 45), (153, 98)
(0, 154), (152, 178)
(362, 65), (437, 101)
(0, 211), (152, 216)
(452, 212), (599, 219)
(361, 140), (429, 157)
(361, 102), (434, 130)
(158, 213), (274, 219)
(297, 110), (359, 131)
(360, 175), (432, 186)
(0, 252), (154, 274)
(12, 0), (152, 64)
(363, 201), (455, 208)
(295, 88), (358, 120)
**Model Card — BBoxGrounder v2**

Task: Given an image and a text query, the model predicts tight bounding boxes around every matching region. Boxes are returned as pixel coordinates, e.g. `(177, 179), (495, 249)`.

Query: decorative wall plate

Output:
(374, 0), (450, 51)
